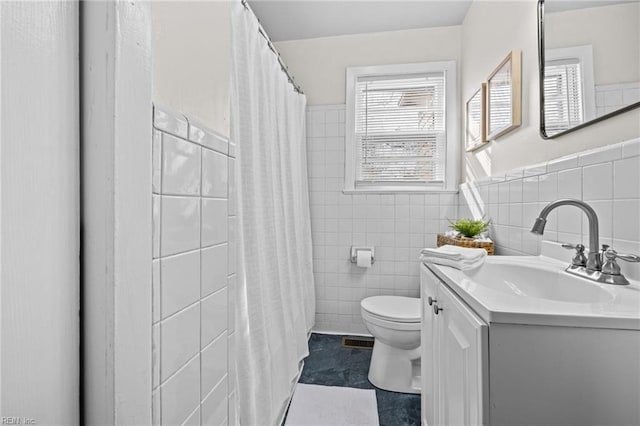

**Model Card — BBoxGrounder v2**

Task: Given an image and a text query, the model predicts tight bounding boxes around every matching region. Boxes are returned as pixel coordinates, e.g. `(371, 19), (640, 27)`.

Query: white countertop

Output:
(423, 254), (640, 330)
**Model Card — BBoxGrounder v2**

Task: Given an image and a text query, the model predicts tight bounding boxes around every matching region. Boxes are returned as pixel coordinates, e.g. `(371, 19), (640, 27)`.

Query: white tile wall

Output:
(152, 106), (236, 426)
(306, 105), (457, 334)
(309, 104), (640, 333)
(595, 82), (640, 116)
(459, 137), (640, 281)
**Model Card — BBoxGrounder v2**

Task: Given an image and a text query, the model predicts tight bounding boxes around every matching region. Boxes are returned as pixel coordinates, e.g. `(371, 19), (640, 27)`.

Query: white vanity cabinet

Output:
(421, 263), (488, 426)
(420, 261), (640, 426)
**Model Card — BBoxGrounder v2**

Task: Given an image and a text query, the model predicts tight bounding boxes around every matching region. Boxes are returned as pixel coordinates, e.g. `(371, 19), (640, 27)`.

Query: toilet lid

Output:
(361, 296), (421, 323)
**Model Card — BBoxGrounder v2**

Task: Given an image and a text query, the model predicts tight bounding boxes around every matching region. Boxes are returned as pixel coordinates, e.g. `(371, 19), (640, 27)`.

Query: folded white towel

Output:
(420, 245), (487, 271)
(421, 245), (487, 261)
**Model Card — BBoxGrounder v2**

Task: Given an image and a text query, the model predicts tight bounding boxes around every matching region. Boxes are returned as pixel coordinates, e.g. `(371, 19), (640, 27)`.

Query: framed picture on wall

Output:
(465, 83), (487, 151)
(486, 50), (522, 140)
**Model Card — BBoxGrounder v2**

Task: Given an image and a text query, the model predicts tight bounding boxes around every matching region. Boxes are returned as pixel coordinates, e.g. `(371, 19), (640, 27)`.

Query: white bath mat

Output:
(285, 383), (379, 426)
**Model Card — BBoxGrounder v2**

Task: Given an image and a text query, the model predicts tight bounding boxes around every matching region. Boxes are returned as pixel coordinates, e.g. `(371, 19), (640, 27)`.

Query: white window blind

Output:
(544, 58), (584, 134)
(354, 72), (446, 184)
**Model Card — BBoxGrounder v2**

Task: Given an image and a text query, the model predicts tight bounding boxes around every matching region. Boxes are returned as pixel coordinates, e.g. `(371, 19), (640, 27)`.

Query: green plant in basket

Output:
(448, 217), (491, 238)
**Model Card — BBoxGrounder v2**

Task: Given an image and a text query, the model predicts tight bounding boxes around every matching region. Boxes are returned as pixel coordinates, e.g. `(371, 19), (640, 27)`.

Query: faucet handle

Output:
(562, 243), (587, 267)
(562, 243), (585, 252)
(605, 249), (640, 263)
(602, 248), (640, 276)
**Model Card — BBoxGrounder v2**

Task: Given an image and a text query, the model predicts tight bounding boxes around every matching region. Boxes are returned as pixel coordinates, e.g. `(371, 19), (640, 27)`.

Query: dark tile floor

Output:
(298, 333), (421, 426)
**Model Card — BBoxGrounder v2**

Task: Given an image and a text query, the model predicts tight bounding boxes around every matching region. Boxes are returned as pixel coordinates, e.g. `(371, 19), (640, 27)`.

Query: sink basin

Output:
(463, 261), (616, 304)
(422, 253), (640, 330)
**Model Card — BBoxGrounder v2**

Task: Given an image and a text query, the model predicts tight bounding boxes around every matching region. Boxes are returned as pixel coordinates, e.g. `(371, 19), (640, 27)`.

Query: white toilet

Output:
(360, 295), (421, 394)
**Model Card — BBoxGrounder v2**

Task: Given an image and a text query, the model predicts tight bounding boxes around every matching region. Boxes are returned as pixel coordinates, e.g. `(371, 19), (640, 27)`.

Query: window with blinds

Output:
(354, 72), (446, 185)
(544, 58), (584, 135)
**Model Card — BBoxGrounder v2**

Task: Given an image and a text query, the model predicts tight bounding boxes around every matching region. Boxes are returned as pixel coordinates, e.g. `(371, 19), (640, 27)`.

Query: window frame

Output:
(344, 61), (459, 194)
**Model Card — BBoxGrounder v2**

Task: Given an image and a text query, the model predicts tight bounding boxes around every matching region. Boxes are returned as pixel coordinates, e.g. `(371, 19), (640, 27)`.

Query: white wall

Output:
(1, 2), (79, 423)
(152, 1), (231, 136)
(151, 3), (235, 424)
(461, 0), (640, 179)
(275, 26), (462, 105)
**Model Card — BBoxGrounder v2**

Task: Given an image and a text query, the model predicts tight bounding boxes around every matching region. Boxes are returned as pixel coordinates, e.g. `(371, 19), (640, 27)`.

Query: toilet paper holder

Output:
(350, 246), (375, 264)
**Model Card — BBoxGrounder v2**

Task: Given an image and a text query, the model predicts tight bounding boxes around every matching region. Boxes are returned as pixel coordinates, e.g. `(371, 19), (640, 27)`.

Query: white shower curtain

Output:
(230, 2), (316, 425)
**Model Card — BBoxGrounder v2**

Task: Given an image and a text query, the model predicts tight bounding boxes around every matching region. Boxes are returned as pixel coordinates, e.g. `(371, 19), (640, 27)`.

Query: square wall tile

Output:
(161, 251), (200, 318)
(152, 260), (160, 323)
(152, 389), (160, 426)
(161, 302), (200, 382)
(557, 205), (582, 236)
(201, 333), (228, 398)
(154, 106), (188, 139)
(522, 177), (538, 203)
(509, 180), (523, 203)
(152, 130), (162, 194)
(202, 199), (228, 247)
(183, 406), (200, 426)
(614, 156), (640, 199)
(325, 110), (339, 123)
(582, 200), (612, 240)
(613, 199), (640, 242)
(488, 184), (499, 205)
(201, 288), (228, 348)
(578, 144), (621, 166)
(153, 195), (161, 258)
(228, 158), (236, 211)
(162, 134), (201, 196)
(538, 173), (558, 202)
(509, 204), (522, 227)
(152, 323), (160, 389)
(547, 155), (578, 172)
(161, 196), (200, 256)
(583, 162), (613, 201)
(189, 121), (228, 155)
(201, 244), (228, 297)
(622, 138), (640, 158)
(201, 377), (228, 425)
(202, 149), (228, 198)
(498, 182), (510, 204)
(160, 354), (200, 426)
(557, 168), (581, 199)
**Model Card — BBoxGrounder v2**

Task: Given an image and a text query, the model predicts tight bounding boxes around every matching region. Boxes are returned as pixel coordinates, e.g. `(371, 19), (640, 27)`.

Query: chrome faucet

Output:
(531, 199), (640, 285)
(531, 199), (603, 271)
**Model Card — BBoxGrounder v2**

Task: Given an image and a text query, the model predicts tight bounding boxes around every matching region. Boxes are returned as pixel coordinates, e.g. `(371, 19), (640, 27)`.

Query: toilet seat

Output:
(361, 296), (421, 324)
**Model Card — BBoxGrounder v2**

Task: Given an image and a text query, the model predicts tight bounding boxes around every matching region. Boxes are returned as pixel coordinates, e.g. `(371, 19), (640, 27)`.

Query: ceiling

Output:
(248, 0), (473, 42)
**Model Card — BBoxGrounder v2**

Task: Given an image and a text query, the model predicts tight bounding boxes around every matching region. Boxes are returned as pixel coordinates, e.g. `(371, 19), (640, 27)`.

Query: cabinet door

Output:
(436, 284), (488, 426)
(420, 264), (440, 426)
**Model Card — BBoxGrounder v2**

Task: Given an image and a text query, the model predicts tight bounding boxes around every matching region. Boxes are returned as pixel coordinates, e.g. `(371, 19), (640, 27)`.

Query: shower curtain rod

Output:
(240, 0), (304, 95)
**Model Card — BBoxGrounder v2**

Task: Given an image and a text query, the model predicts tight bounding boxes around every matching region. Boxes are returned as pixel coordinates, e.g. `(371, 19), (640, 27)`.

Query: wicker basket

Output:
(437, 234), (495, 255)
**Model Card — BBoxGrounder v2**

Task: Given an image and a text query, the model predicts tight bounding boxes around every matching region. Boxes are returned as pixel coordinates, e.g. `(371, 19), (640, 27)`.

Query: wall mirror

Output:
(487, 50), (522, 140)
(538, 0), (640, 139)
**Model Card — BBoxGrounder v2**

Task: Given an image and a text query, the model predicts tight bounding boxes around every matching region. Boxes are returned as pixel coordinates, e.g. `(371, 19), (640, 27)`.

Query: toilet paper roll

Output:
(356, 250), (372, 268)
